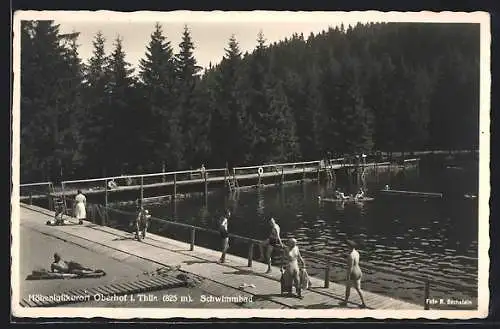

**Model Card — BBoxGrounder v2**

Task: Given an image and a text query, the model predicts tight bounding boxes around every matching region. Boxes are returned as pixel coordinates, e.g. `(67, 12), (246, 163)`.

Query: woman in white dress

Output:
(74, 190), (86, 224)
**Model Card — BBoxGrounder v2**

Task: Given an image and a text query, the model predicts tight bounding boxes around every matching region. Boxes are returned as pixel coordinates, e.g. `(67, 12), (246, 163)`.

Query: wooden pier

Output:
(20, 157), (404, 204)
(19, 203), (425, 310)
(18, 201), (477, 311)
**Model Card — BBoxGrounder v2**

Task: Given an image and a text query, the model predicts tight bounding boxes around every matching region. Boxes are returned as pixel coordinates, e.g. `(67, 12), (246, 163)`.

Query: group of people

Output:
(334, 188), (366, 200)
(217, 212), (366, 307)
(65, 189), (367, 307)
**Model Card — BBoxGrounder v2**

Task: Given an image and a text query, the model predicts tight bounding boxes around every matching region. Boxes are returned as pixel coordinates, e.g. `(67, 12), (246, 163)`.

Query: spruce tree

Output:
(138, 23), (177, 171)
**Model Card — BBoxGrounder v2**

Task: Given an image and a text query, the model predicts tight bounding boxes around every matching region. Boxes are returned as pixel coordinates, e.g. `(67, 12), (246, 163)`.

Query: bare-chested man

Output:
(339, 239), (367, 308)
(259, 217), (283, 273)
(50, 253), (93, 274)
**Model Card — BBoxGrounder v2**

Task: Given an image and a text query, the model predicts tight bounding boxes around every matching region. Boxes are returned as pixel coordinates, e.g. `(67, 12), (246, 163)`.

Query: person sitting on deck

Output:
(384, 184), (390, 191)
(258, 217), (284, 273)
(50, 253), (94, 275)
(354, 188), (365, 200)
(108, 179), (118, 189)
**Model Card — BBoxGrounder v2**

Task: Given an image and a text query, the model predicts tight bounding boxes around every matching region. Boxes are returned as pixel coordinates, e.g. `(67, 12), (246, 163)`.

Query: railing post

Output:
(424, 279), (430, 310)
(233, 168), (238, 188)
(140, 176), (144, 205)
(29, 192), (33, 205)
(324, 263), (330, 288)
(173, 173), (177, 200)
(281, 167), (284, 185)
(190, 227), (196, 251)
(247, 242), (254, 267)
(162, 161), (166, 183)
(104, 180), (108, 209)
(204, 171), (208, 198)
(302, 166), (306, 182)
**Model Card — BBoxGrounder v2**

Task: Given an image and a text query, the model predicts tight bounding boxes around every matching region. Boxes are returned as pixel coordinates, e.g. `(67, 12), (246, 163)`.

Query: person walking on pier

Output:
(339, 239), (367, 308)
(218, 209), (231, 263)
(259, 217), (284, 273)
(73, 190), (86, 224)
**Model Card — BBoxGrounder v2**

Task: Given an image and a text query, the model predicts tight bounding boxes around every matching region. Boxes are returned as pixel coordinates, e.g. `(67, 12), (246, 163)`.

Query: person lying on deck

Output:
(50, 253), (95, 275)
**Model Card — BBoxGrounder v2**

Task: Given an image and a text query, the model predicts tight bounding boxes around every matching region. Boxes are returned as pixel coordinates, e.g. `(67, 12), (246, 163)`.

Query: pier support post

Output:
(173, 173), (177, 200)
(140, 176), (144, 205)
(324, 264), (330, 288)
(302, 167), (306, 182)
(247, 243), (254, 267)
(424, 279), (430, 310)
(190, 228), (196, 251)
(281, 167), (284, 185)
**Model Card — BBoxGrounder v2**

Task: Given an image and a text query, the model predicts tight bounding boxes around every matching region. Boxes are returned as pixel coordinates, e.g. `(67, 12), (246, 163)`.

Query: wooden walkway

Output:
(18, 204), (422, 310)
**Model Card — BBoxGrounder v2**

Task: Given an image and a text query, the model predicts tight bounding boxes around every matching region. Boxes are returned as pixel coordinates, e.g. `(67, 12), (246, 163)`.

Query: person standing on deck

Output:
(73, 190), (86, 224)
(339, 239), (367, 308)
(218, 209), (231, 263)
(259, 217), (284, 273)
(284, 238), (306, 299)
(135, 207), (151, 240)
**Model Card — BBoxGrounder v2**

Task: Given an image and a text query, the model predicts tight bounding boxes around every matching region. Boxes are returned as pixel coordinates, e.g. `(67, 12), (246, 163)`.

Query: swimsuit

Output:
(269, 237), (279, 247)
(220, 227), (229, 239)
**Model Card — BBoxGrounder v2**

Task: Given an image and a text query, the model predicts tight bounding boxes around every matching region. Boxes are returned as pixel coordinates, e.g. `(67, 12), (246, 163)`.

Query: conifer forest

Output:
(19, 21), (480, 182)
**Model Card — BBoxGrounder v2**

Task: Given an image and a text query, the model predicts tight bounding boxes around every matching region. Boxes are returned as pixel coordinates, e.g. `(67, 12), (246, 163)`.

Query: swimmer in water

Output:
(354, 188), (365, 200)
(259, 217), (284, 273)
(339, 239), (367, 308)
(335, 189), (349, 200)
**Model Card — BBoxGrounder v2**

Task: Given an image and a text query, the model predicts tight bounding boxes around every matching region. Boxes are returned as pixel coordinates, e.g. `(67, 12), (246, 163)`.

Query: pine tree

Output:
(138, 23), (177, 171)
(82, 31), (110, 176)
(174, 25), (202, 168)
(20, 20), (84, 182)
(105, 36), (137, 174)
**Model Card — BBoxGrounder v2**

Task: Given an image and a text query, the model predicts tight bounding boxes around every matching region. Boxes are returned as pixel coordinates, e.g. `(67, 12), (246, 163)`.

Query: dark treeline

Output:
(20, 21), (479, 183)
